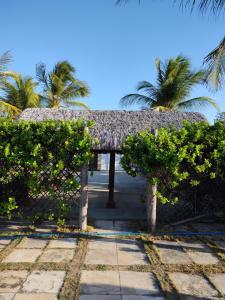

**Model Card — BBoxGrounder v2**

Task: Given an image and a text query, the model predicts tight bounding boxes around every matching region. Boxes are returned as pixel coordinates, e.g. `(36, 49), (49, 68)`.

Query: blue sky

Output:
(0, 0), (224, 122)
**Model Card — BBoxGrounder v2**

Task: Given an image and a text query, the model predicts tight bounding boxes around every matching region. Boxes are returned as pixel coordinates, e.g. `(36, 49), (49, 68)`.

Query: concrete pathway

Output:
(79, 221), (225, 300)
(88, 171), (146, 220)
(0, 238), (76, 299)
(0, 221), (225, 299)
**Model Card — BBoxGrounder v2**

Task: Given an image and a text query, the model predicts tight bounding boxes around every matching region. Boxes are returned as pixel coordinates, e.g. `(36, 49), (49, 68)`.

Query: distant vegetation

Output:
(0, 52), (90, 117)
(117, 0), (225, 93)
(120, 55), (219, 111)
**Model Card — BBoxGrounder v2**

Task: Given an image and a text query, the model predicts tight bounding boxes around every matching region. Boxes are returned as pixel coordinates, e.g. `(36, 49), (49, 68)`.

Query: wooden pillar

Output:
(79, 163), (88, 230)
(146, 180), (157, 233)
(146, 129), (158, 233)
(106, 151), (116, 208)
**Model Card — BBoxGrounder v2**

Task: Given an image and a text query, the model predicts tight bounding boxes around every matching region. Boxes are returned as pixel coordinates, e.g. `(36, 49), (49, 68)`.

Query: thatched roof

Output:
(19, 109), (206, 151)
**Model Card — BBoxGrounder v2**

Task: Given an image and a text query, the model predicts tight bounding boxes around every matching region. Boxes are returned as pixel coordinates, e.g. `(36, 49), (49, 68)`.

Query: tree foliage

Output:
(120, 56), (218, 111)
(36, 60), (90, 109)
(121, 121), (225, 204)
(0, 52), (21, 117)
(204, 37), (225, 90)
(1, 73), (40, 113)
(0, 119), (94, 221)
(116, 0), (225, 14)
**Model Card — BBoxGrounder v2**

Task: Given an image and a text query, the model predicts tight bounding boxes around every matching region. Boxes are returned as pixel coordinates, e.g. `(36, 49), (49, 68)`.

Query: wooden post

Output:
(146, 180), (157, 233)
(79, 163), (88, 230)
(146, 129), (158, 234)
(106, 151), (116, 208)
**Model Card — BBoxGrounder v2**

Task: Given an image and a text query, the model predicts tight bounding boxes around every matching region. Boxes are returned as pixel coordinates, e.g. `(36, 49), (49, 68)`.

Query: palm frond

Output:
(0, 51), (12, 73)
(136, 81), (157, 97)
(155, 59), (165, 84)
(62, 100), (90, 110)
(175, 96), (219, 110)
(0, 100), (21, 116)
(121, 55), (215, 112)
(182, 0), (225, 14)
(1, 73), (40, 110)
(38, 60), (89, 108)
(36, 63), (49, 88)
(204, 37), (225, 90)
(120, 93), (154, 107)
(116, 0), (225, 14)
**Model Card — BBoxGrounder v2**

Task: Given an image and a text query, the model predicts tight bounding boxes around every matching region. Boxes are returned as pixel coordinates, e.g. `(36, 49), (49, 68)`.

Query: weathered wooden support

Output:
(106, 151), (116, 208)
(146, 129), (158, 233)
(79, 163), (88, 230)
(146, 180), (157, 233)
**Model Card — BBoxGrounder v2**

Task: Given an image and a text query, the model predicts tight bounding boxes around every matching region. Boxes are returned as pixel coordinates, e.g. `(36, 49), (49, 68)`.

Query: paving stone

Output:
(38, 249), (74, 263)
(47, 238), (77, 248)
(0, 271), (28, 292)
(88, 239), (117, 250)
(0, 294), (15, 300)
(120, 271), (161, 295)
(117, 250), (148, 265)
(122, 297), (165, 300)
(209, 274), (225, 295)
(93, 220), (115, 234)
(178, 241), (219, 265)
(80, 271), (120, 295)
(16, 238), (48, 249)
(2, 249), (42, 263)
(117, 240), (148, 265)
(14, 294), (58, 300)
(168, 272), (218, 298)
(85, 248), (117, 265)
(80, 296), (121, 300)
(22, 271), (66, 293)
(0, 240), (11, 249)
(154, 241), (192, 264)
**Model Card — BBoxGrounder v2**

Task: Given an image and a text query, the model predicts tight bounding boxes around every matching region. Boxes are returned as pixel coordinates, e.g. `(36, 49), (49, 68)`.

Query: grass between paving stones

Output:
(59, 238), (88, 300)
(202, 238), (225, 262)
(143, 239), (178, 300)
(81, 234), (225, 299)
(0, 238), (21, 263)
(143, 236), (225, 299)
(1, 232), (225, 299)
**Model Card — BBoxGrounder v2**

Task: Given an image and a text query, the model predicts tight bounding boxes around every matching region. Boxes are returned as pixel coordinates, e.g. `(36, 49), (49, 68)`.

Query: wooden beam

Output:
(79, 163), (88, 230)
(106, 151), (116, 208)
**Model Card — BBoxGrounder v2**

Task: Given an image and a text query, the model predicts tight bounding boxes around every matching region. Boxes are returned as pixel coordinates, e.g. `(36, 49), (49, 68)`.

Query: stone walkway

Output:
(0, 221), (224, 299)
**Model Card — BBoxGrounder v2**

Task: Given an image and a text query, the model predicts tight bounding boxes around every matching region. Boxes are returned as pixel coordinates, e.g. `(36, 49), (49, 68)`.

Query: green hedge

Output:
(0, 118), (94, 221)
(121, 121), (225, 208)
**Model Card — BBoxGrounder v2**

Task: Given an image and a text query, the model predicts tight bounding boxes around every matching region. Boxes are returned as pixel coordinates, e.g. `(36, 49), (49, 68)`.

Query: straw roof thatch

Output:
(19, 108), (206, 151)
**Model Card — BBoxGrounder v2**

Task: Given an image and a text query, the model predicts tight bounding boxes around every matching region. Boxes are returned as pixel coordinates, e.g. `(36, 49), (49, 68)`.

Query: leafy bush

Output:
(0, 118), (94, 221)
(121, 121), (225, 209)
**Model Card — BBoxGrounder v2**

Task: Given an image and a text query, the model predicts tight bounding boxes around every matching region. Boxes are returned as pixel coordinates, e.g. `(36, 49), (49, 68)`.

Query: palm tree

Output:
(0, 51), (11, 87)
(0, 52), (21, 116)
(116, 0), (225, 14)
(204, 37), (225, 90)
(116, 1), (225, 90)
(120, 55), (218, 111)
(1, 73), (40, 112)
(36, 60), (90, 109)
